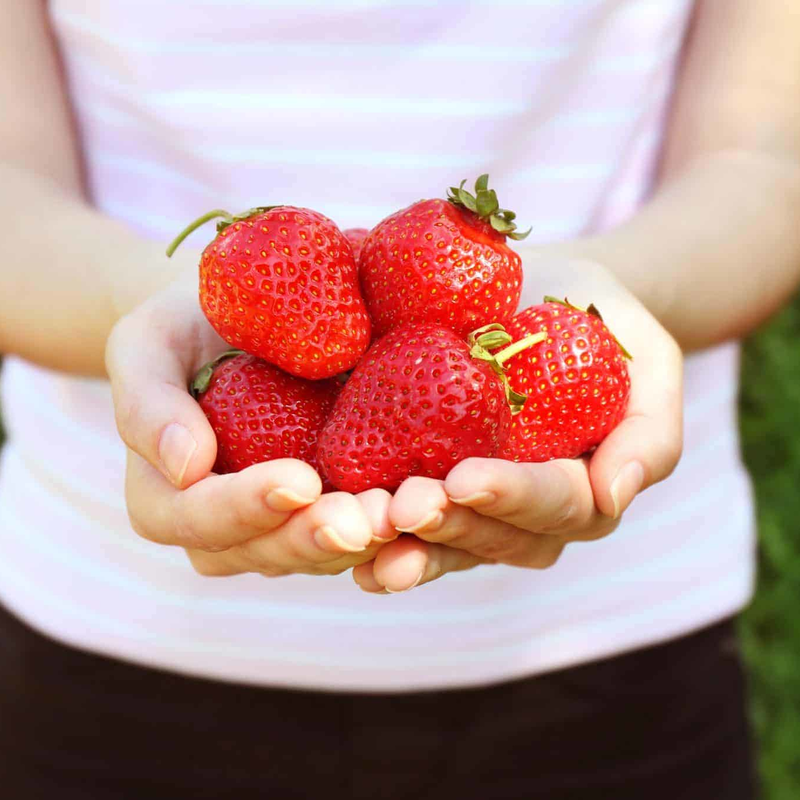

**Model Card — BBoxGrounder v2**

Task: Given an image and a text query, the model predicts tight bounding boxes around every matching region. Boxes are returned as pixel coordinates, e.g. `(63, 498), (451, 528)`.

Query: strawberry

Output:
(343, 227), (369, 262)
(358, 175), (528, 339)
(499, 298), (632, 462)
(167, 206), (371, 380)
(192, 350), (340, 475)
(317, 322), (544, 493)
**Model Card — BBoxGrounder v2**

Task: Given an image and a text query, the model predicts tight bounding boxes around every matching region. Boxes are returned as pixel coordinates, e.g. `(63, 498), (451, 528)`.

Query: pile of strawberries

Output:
(167, 176), (631, 493)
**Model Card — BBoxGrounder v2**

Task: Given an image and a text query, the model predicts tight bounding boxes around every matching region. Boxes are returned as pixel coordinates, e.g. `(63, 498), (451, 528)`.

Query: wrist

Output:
(519, 231), (667, 315)
(108, 234), (199, 322)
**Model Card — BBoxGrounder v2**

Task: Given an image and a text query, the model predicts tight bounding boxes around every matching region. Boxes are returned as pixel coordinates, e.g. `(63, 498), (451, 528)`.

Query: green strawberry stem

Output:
(191, 349), (245, 397)
(543, 295), (633, 360)
(446, 175), (532, 241)
(467, 322), (511, 351)
(166, 210), (234, 257)
(166, 206), (278, 257)
(467, 324), (547, 414)
(493, 332), (547, 366)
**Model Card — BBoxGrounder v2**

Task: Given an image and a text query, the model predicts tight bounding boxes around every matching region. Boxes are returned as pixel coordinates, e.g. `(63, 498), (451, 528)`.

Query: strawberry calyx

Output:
(166, 207), (280, 257)
(543, 296), (633, 360)
(467, 323), (547, 414)
(191, 349), (246, 398)
(446, 175), (531, 241)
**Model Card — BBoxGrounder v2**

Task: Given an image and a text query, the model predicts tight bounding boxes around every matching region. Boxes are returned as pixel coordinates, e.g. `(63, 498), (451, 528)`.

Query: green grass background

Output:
(739, 290), (800, 798)
(0, 296), (798, 795)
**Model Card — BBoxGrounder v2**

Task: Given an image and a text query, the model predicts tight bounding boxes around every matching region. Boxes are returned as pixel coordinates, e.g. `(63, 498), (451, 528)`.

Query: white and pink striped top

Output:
(0, 0), (755, 691)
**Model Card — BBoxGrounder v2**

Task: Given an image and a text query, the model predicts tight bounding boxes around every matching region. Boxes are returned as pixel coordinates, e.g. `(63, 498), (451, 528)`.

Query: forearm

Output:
(0, 2), (193, 376)
(528, 0), (800, 352)
(529, 148), (800, 351)
(0, 162), (194, 376)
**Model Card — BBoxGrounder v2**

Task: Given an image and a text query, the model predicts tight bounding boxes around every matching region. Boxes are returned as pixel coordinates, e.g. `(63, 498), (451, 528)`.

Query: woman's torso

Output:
(0, 0), (754, 690)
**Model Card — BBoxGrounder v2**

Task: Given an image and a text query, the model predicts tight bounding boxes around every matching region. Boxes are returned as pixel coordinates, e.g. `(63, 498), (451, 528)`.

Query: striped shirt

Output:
(0, 0), (755, 691)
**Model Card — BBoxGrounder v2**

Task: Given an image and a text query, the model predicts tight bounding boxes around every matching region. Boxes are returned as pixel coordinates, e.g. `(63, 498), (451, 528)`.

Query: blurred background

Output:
(0, 289), (798, 797)
(738, 290), (800, 798)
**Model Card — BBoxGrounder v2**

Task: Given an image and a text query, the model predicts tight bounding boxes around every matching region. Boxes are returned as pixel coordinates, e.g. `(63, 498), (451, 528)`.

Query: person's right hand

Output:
(105, 270), (397, 578)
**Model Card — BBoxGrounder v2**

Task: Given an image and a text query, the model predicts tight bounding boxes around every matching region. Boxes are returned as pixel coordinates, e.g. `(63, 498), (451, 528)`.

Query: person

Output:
(0, 0), (796, 796)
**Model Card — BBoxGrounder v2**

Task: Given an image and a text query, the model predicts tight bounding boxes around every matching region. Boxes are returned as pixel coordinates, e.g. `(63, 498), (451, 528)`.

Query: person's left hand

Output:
(351, 259), (684, 594)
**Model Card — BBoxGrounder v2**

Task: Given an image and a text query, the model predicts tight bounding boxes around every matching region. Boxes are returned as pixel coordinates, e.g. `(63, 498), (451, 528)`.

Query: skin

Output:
(1, 1), (799, 588)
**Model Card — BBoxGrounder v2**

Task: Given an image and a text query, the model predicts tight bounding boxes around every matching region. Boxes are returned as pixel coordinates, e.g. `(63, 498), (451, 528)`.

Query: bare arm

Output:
(530, 0), (800, 351)
(0, 0), (189, 375)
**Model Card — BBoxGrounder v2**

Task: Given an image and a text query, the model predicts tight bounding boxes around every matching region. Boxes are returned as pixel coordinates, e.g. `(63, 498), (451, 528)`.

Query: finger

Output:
(234, 492), (374, 571)
(370, 535), (487, 593)
(355, 489), (398, 543)
(389, 477), (499, 550)
(126, 453), (322, 550)
(188, 540), (382, 582)
(390, 476), (580, 564)
(106, 305), (223, 488)
(283, 490), (395, 573)
(388, 477), (449, 533)
(352, 560), (388, 593)
(443, 458), (597, 534)
(184, 548), (249, 577)
(589, 330), (683, 518)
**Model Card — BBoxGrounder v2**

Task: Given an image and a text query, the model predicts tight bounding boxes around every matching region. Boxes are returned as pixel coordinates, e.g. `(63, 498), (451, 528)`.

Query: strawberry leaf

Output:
(508, 226), (532, 241)
(476, 188), (499, 217)
(490, 215), (515, 233)
(457, 188), (478, 212)
(445, 175), (531, 241)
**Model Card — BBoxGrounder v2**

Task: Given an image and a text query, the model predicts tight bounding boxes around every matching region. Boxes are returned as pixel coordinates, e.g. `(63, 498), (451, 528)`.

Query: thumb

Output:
(106, 309), (219, 489)
(589, 333), (683, 518)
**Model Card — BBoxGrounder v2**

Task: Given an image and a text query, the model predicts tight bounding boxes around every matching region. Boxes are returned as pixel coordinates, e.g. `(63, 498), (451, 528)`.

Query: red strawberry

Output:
(500, 298), (632, 462)
(167, 206), (371, 380)
(343, 227), (369, 262)
(317, 322), (543, 493)
(358, 175), (528, 339)
(193, 350), (340, 475)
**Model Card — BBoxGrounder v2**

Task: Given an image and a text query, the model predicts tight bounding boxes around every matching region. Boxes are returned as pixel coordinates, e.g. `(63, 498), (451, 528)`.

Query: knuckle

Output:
(284, 527), (318, 563)
(127, 512), (155, 542)
(236, 535), (265, 565)
(575, 518), (619, 541)
(423, 518), (468, 545)
(258, 565), (291, 578)
(527, 542), (565, 569)
(239, 534), (305, 570)
(319, 564), (348, 576)
(476, 532), (520, 562)
(537, 501), (580, 533)
(597, 517), (620, 538)
(115, 394), (143, 447)
(186, 552), (235, 577)
(172, 516), (205, 549)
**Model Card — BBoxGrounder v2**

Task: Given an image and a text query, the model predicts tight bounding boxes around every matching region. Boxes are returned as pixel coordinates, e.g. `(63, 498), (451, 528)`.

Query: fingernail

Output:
(266, 488), (316, 512)
(609, 461), (644, 519)
(158, 423), (197, 487)
(313, 525), (367, 553)
(396, 510), (444, 534)
(371, 528), (400, 543)
(385, 569), (425, 594)
(449, 491), (496, 508)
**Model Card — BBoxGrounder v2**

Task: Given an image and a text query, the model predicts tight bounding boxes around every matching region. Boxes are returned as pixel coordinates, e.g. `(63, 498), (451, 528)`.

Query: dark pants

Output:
(0, 602), (758, 799)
